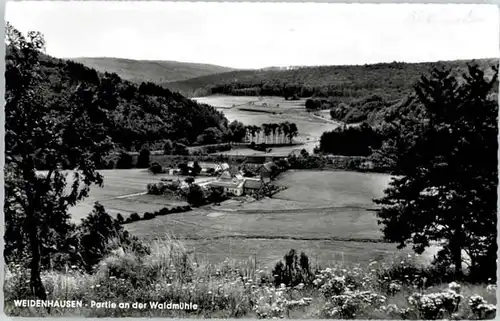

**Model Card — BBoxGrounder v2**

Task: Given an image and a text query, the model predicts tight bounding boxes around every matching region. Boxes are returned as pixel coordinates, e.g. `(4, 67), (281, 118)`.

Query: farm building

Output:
(257, 161), (277, 182)
(243, 179), (264, 194)
(209, 179), (244, 196)
(242, 156), (268, 165)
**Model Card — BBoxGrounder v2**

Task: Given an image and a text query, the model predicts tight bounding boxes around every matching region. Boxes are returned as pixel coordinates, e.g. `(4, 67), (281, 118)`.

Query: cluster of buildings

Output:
(172, 159), (277, 197)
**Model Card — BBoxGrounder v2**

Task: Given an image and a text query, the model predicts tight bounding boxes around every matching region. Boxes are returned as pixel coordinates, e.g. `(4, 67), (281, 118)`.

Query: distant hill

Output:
(164, 59), (498, 100)
(69, 57), (235, 84)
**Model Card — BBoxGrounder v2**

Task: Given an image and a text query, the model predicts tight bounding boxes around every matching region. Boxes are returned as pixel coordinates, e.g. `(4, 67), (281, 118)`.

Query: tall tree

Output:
(277, 123), (284, 144)
(287, 123), (299, 144)
(282, 122), (290, 144)
(270, 123), (279, 144)
(4, 23), (114, 299)
(374, 64), (498, 280)
(262, 123), (272, 144)
(136, 147), (151, 168)
(255, 126), (262, 144)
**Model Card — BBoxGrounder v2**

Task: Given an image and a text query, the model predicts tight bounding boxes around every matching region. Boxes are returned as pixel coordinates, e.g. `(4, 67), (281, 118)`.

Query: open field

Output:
(193, 95), (340, 153)
(68, 169), (204, 221)
(68, 169), (435, 268)
(122, 169), (435, 268)
(273, 170), (393, 207)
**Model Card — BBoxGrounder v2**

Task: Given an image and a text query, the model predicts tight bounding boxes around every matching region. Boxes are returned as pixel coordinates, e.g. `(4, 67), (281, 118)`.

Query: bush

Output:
(116, 151), (134, 169)
(116, 213), (124, 224)
(163, 139), (173, 155)
(129, 213), (140, 222)
(143, 212), (156, 220)
(272, 249), (314, 287)
(106, 160), (115, 169)
(149, 162), (164, 174)
(136, 148), (151, 168)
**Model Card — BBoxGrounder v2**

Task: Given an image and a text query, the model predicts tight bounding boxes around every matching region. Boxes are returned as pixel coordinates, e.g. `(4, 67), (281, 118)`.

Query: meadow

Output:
(119, 169), (440, 268)
(192, 95), (340, 153)
(10, 170), (494, 318)
(68, 169), (200, 221)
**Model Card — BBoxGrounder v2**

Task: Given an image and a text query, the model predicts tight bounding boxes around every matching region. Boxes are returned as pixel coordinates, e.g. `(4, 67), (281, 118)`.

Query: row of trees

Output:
(245, 122), (299, 144)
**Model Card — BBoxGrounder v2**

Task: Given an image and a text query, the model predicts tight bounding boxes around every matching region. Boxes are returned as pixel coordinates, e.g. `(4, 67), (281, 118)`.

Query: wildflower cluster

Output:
(313, 268), (347, 296)
(376, 303), (412, 319)
(251, 284), (311, 319)
(407, 283), (464, 319)
(468, 295), (496, 319)
(324, 290), (387, 318)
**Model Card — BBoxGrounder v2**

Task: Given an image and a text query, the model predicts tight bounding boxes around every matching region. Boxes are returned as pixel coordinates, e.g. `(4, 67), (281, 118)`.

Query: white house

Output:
(209, 179), (244, 196)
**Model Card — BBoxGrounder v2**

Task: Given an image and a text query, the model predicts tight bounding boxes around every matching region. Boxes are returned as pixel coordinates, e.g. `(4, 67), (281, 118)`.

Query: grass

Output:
(192, 95), (340, 154)
(68, 169), (195, 221)
(4, 236), (496, 318)
(120, 169), (437, 267)
(273, 170), (393, 207)
(68, 169), (437, 268)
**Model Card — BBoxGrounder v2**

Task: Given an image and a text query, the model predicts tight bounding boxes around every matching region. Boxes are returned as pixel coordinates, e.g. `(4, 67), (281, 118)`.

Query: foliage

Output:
(148, 162), (165, 174)
(115, 151), (134, 169)
(4, 22), (116, 300)
(163, 139), (174, 155)
(186, 184), (208, 207)
(164, 59), (497, 102)
(76, 203), (125, 272)
(120, 206), (192, 225)
(196, 127), (224, 145)
(272, 249), (314, 287)
(374, 64), (498, 282)
(116, 214), (125, 224)
(319, 123), (384, 156)
(136, 148), (151, 168)
(305, 98), (322, 111)
(6, 25), (231, 155)
(4, 243), (498, 319)
(246, 122), (298, 144)
(227, 120), (247, 142)
(173, 142), (189, 156)
(287, 153), (327, 169)
(128, 213), (141, 222)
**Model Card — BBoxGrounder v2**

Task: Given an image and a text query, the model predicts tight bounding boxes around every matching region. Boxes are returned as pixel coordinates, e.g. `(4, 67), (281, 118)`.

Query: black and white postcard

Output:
(3, 1), (499, 319)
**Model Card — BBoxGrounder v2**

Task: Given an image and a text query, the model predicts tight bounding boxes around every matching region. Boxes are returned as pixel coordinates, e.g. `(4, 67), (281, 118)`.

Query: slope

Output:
(70, 57), (235, 84)
(7, 48), (230, 155)
(164, 59), (498, 100)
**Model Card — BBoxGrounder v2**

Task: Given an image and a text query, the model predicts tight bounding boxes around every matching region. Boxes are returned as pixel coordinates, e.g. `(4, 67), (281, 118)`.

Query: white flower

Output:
(448, 282), (461, 293)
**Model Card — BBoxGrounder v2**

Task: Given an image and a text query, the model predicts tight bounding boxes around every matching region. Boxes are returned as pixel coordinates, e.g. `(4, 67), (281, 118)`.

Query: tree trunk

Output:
(28, 221), (46, 300)
(450, 233), (463, 278)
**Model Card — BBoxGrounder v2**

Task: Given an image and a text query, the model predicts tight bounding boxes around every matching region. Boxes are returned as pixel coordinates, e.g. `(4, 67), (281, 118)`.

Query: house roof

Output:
(210, 180), (243, 189)
(260, 161), (276, 172)
(244, 156), (267, 164)
(243, 180), (263, 189)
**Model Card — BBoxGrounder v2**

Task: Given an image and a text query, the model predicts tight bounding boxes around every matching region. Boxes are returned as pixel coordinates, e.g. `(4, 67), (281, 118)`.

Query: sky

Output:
(5, 2), (499, 69)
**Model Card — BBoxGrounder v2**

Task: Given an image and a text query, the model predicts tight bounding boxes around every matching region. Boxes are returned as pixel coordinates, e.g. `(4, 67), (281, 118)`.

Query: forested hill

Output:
(9, 48), (229, 151)
(164, 59), (498, 99)
(70, 57), (235, 84)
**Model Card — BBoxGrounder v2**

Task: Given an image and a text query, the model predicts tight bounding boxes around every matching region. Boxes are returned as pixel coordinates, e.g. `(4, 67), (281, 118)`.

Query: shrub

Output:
(116, 151), (134, 169)
(106, 160), (115, 169)
(129, 213), (140, 222)
(143, 212), (156, 220)
(149, 162), (164, 174)
(272, 249), (314, 287)
(136, 148), (151, 168)
(116, 213), (124, 224)
(163, 139), (173, 155)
